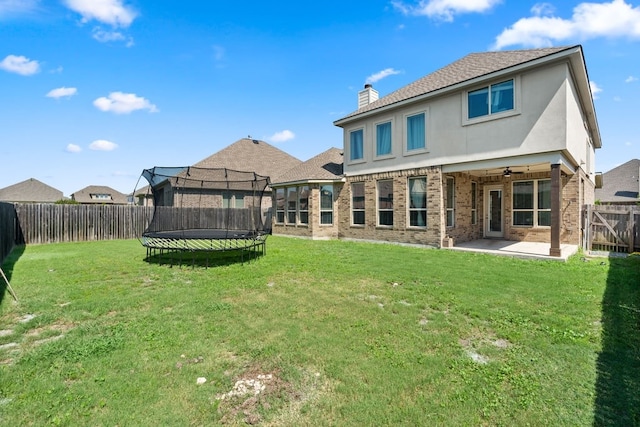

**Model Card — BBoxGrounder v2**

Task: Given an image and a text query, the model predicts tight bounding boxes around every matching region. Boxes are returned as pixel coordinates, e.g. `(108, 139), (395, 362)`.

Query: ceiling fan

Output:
(502, 167), (525, 177)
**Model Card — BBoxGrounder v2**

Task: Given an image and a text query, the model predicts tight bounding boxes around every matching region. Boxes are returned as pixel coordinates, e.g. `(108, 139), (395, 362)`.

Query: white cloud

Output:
(0, 54), (40, 75)
(626, 75), (638, 83)
(365, 68), (402, 84)
(392, 0), (502, 22)
(590, 81), (602, 100)
(93, 92), (158, 114)
(269, 130), (295, 143)
(531, 2), (555, 17)
(66, 143), (82, 153)
(212, 45), (225, 61)
(63, 0), (136, 27)
(89, 139), (118, 151)
(46, 87), (77, 99)
(493, 0), (640, 49)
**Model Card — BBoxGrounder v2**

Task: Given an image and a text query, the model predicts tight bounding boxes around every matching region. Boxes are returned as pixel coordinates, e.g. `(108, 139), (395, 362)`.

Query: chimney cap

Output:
(364, 83), (372, 89)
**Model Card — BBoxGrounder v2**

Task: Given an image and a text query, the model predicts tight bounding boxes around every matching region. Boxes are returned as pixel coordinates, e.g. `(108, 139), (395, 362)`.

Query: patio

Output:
(446, 239), (579, 262)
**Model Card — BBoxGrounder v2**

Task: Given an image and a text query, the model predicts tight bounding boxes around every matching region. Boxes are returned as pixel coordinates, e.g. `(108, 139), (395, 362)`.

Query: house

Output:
(71, 185), (128, 205)
(139, 137), (303, 209)
(595, 159), (639, 205)
(308, 45), (599, 257)
(0, 178), (63, 203)
(271, 147), (344, 239)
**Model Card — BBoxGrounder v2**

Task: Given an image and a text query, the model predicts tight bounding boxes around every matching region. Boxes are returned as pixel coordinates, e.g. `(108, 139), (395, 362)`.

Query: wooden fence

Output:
(0, 202), (18, 264)
(13, 204), (153, 245)
(584, 204), (640, 254)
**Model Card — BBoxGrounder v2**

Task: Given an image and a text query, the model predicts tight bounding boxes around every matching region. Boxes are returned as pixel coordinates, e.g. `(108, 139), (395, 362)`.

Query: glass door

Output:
(485, 187), (503, 238)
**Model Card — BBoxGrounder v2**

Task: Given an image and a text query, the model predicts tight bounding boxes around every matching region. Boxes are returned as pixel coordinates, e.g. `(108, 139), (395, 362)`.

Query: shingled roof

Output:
(595, 159), (640, 204)
(335, 46), (573, 123)
(71, 185), (128, 205)
(272, 148), (343, 185)
(193, 138), (302, 182)
(0, 178), (63, 203)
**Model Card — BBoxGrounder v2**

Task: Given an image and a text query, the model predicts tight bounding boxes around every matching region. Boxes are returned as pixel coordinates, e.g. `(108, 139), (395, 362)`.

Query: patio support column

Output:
(549, 163), (562, 257)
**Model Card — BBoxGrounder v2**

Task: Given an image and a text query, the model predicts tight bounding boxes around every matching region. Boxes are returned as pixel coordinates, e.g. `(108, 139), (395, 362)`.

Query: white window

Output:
(375, 121), (392, 157)
(349, 129), (364, 161)
(512, 180), (551, 227)
(351, 182), (365, 225)
(320, 185), (333, 225)
(298, 186), (309, 225)
(468, 79), (514, 119)
(222, 191), (244, 208)
(275, 188), (285, 224)
(406, 112), (426, 152)
(446, 177), (455, 227)
(408, 177), (427, 227)
(377, 180), (394, 226)
(286, 187), (297, 224)
(471, 182), (478, 225)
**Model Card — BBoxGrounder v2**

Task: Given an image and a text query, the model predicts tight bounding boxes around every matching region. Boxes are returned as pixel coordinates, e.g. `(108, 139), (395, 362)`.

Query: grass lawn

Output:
(0, 237), (638, 426)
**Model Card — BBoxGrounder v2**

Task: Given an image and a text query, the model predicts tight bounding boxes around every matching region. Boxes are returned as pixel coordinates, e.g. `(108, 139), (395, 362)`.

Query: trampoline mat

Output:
(143, 229), (259, 240)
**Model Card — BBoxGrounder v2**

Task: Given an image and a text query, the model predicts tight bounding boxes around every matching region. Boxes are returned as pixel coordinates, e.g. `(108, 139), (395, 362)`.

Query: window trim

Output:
(373, 118), (394, 160)
(446, 176), (455, 228)
(463, 76), (521, 126)
(512, 179), (551, 228)
(471, 181), (478, 225)
(286, 187), (298, 225)
(377, 179), (394, 228)
(275, 188), (285, 224)
(351, 182), (365, 227)
(403, 109), (428, 157)
(320, 184), (334, 226)
(298, 185), (309, 225)
(408, 176), (427, 228)
(347, 127), (366, 164)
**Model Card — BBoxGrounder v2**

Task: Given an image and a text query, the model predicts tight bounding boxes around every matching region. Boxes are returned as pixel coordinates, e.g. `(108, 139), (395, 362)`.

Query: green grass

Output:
(0, 237), (638, 426)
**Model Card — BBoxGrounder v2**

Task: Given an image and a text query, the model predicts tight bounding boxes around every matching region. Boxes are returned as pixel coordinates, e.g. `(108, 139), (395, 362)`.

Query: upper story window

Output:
(91, 193), (111, 200)
(406, 112), (426, 151)
(468, 79), (514, 119)
(349, 128), (364, 161)
(376, 121), (392, 157)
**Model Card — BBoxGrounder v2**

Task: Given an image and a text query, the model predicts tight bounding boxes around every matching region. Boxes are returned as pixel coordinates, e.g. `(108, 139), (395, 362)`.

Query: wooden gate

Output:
(584, 205), (640, 254)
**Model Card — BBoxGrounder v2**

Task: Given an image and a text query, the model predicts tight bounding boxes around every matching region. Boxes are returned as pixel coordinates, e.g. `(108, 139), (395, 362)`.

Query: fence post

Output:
(630, 208), (635, 254)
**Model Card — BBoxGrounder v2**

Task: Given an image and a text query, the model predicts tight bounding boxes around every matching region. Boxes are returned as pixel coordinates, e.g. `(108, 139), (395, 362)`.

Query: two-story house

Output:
(330, 45), (600, 257)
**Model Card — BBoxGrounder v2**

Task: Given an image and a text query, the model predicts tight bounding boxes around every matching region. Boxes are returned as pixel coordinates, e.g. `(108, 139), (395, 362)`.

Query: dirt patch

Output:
(215, 365), (303, 425)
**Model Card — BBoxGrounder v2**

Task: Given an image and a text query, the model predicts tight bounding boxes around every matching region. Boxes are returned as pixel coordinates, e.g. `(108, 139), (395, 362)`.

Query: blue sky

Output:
(1, 0), (638, 197)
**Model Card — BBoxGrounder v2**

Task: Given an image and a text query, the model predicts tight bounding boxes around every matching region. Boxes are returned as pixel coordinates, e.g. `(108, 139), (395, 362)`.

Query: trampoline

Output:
(135, 166), (271, 265)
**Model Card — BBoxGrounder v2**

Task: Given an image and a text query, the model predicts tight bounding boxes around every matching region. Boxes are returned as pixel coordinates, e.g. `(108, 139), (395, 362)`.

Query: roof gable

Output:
(335, 46), (573, 123)
(0, 178), (63, 203)
(193, 138), (302, 181)
(595, 159), (640, 203)
(272, 147), (343, 185)
(71, 185), (128, 204)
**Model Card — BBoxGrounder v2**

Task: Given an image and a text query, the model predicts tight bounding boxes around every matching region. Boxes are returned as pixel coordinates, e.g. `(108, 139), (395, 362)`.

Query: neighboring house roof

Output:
(595, 159), (640, 204)
(71, 185), (128, 204)
(272, 148), (344, 185)
(334, 45), (600, 148)
(0, 178), (63, 203)
(192, 137), (302, 183)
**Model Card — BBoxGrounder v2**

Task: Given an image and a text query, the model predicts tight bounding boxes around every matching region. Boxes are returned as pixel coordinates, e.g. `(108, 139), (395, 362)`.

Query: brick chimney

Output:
(358, 84), (379, 109)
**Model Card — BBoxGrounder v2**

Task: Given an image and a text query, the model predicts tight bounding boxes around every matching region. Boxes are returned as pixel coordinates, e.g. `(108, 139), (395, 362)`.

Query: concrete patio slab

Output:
(445, 239), (579, 262)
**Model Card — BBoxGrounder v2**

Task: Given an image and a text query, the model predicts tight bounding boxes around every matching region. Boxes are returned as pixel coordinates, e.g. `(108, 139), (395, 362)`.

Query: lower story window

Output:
(513, 180), (551, 226)
(471, 182), (478, 225)
(287, 187), (297, 224)
(378, 180), (394, 226)
(275, 188), (285, 223)
(446, 177), (455, 227)
(320, 185), (333, 225)
(408, 177), (426, 227)
(299, 186), (309, 224)
(351, 182), (365, 225)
